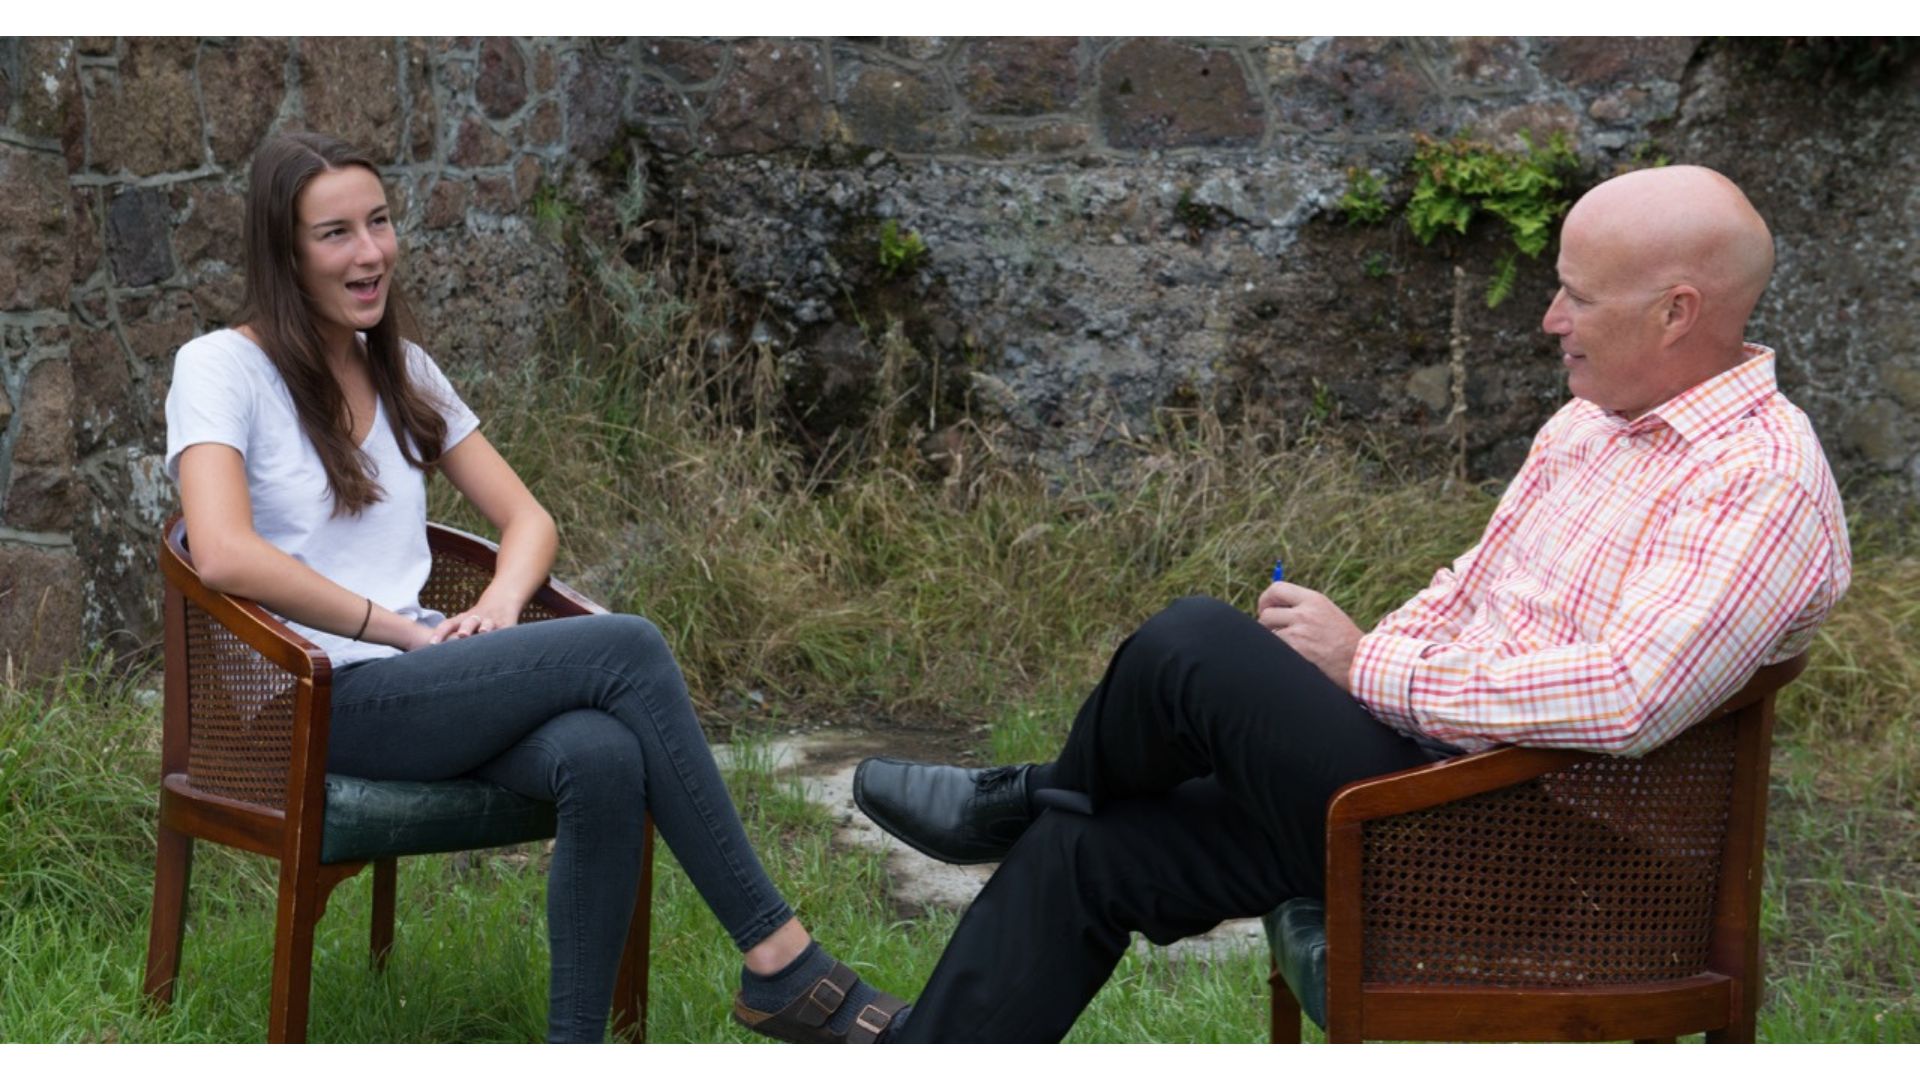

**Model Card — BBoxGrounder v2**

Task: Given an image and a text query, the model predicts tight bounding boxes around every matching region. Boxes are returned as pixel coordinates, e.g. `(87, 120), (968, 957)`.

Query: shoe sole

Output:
(851, 758), (1007, 866)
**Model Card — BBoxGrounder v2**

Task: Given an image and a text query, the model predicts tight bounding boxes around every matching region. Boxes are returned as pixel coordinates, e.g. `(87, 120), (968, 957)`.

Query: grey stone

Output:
(1269, 36), (1447, 135)
(170, 181), (244, 270)
(702, 41), (826, 155)
(4, 359), (77, 531)
(70, 185), (103, 287)
(74, 449), (171, 656)
(189, 271), (244, 326)
(85, 37), (201, 174)
(1537, 37), (1698, 89)
(961, 38), (1080, 116)
(0, 144), (71, 310)
(0, 545), (87, 682)
(200, 37), (287, 166)
(521, 100), (563, 147)
(1882, 360), (1920, 412)
(476, 37), (529, 119)
(1099, 40), (1263, 149)
(1406, 363), (1453, 415)
(641, 38), (725, 85)
(839, 65), (950, 153)
(451, 113), (513, 167)
(1447, 36), (1533, 93)
(17, 38), (78, 143)
(300, 37), (405, 160)
(405, 42), (441, 162)
(422, 178), (470, 229)
(70, 324), (131, 457)
(1840, 398), (1910, 471)
(118, 289), (200, 375)
(879, 38), (952, 62)
(564, 42), (629, 162)
(106, 187), (175, 288)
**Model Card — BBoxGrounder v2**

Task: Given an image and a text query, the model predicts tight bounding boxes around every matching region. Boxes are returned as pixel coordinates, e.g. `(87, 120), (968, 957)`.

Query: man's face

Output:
(1540, 216), (1671, 418)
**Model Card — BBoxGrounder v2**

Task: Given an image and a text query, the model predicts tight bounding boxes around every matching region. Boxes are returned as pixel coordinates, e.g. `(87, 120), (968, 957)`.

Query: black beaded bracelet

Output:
(350, 596), (373, 642)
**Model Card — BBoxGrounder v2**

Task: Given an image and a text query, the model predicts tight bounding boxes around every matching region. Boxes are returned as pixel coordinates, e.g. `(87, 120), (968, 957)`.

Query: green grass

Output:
(3, 240), (1912, 1042)
(1, 650), (1911, 1042)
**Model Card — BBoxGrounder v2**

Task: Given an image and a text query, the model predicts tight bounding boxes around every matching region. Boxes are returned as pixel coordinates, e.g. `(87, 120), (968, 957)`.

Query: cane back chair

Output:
(1265, 653), (1806, 1043)
(143, 516), (657, 1042)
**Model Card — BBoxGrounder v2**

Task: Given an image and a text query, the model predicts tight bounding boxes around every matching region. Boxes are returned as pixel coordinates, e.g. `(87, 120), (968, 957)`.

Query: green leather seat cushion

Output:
(1262, 898), (1329, 1031)
(320, 774), (557, 865)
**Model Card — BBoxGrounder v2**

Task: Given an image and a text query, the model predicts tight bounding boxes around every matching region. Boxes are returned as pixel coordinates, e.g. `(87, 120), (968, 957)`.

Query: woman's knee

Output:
(593, 613), (669, 659)
(532, 712), (647, 806)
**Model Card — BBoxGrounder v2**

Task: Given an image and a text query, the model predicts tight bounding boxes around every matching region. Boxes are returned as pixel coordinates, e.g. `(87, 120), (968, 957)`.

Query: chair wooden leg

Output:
(1706, 977), (1760, 1043)
(142, 825), (195, 1008)
(1268, 964), (1302, 1043)
(1705, 1019), (1756, 1043)
(611, 816), (657, 1043)
(370, 858), (396, 970)
(267, 862), (325, 1044)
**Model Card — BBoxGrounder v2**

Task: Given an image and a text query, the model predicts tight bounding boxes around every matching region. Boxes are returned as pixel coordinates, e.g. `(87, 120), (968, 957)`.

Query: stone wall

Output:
(2, 36), (1916, 674)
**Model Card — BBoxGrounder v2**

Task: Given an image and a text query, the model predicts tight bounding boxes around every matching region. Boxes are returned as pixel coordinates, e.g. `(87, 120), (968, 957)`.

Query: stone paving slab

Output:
(716, 732), (1269, 963)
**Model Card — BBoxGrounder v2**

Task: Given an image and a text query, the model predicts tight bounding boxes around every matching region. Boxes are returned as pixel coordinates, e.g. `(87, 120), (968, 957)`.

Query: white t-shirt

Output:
(165, 328), (481, 668)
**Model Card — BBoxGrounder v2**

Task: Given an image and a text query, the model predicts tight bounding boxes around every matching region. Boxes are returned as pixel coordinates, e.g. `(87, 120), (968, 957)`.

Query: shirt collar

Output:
(1617, 343), (1778, 444)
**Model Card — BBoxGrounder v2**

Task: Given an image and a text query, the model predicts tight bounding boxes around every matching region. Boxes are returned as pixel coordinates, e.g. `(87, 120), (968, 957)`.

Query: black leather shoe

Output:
(852, 758), (1034, 864)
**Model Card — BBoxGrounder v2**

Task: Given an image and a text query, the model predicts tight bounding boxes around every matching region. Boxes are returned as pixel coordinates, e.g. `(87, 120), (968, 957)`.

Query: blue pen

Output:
(1272, 559), (1285, 583)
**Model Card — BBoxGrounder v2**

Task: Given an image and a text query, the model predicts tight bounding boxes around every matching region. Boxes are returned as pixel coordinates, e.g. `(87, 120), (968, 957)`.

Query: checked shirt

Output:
(1350, 345), (1851, 756)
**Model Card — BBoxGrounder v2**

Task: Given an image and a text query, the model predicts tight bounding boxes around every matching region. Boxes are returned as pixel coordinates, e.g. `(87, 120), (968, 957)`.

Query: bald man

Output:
(854, 166), (1852, 1042)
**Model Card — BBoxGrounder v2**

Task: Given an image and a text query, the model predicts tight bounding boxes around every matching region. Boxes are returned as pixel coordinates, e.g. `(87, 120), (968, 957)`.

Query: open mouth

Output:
(346, 275), (382, 301)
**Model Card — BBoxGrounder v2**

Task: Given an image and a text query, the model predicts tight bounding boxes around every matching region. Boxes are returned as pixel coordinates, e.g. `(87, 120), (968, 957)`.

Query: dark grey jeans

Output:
(328, 614), (794, 1042)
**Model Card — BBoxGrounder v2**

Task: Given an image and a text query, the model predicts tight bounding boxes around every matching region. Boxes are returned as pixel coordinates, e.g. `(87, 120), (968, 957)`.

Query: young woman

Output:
(165, 131), (906, 1044)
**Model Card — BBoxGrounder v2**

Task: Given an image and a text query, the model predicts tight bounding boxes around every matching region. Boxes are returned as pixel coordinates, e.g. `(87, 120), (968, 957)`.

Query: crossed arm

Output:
(1256, 468), (1838, 755)
(176, 430), (555, 652)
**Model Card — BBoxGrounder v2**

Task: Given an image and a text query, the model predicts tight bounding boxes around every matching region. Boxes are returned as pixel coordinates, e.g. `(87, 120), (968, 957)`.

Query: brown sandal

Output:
(731, 960), (909, 1044)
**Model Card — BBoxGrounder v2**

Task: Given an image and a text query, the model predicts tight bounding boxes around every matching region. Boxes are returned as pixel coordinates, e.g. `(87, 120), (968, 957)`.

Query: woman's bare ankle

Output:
(741, 917), (811, 976)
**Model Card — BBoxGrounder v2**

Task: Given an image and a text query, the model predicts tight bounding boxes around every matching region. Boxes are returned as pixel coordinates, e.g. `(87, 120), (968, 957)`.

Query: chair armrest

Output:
(424, 522), (609, 619)
(1326, 744), (1582, 827)
(1326, 654), (1808, 828)
(162, 516), (329, 683)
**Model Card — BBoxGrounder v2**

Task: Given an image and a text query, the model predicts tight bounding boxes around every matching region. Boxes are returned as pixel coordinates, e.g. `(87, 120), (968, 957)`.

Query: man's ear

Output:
(1660, 284), (1703, 345)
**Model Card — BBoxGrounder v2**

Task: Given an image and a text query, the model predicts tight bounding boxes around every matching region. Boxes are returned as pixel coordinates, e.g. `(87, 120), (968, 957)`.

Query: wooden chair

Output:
(1265, 654), (1806, 1043)
(143, 516), (657, 1042)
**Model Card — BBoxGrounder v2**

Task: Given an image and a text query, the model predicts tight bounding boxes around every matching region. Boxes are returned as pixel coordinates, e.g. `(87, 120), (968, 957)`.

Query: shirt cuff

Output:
(1350, 632), (1428, 730)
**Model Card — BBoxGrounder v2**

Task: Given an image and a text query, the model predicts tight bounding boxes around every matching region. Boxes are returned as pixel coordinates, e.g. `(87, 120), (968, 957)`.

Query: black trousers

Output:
(898, 596), (1457, 1043)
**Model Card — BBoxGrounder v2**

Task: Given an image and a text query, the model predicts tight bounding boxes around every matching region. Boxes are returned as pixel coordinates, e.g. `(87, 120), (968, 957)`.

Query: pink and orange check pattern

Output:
(1350, 345), (1851, 756)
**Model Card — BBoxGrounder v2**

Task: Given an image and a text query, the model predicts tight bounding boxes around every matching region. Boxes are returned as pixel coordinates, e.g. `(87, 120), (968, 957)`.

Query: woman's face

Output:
(293, 165), (398, 344)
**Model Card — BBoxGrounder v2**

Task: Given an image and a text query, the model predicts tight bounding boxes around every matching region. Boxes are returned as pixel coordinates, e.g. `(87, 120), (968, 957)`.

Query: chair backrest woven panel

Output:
(420, 550), (560, 623)
(184, 604), (298, 807)
(1359, 714), (1738, 987)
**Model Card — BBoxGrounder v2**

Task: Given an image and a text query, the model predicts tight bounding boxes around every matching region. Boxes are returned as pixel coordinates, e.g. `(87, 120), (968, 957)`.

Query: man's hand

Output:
(1256, 582), (1362, 692)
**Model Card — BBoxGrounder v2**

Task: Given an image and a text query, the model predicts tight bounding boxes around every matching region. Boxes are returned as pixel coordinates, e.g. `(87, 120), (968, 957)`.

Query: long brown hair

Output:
(237, 132), (449, 515)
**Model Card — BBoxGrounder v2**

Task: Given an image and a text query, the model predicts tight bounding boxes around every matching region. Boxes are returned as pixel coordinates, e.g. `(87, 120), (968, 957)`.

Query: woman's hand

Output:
(397, 617), (439, 652)
(426, 597), (522, 645)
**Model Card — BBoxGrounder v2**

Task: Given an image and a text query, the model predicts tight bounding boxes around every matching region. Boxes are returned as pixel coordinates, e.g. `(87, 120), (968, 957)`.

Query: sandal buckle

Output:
(807, 978), (847, 1015)
(855, 1004), (891, 1035)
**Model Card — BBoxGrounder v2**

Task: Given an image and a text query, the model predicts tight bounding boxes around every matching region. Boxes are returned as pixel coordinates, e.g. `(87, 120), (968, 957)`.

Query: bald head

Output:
(1544, 166), (1778, 416)
(1564, 165), (1775, 343)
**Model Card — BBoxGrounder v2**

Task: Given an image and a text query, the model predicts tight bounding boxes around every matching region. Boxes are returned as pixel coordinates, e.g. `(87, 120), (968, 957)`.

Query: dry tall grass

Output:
(435, 238), (1918, 806)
